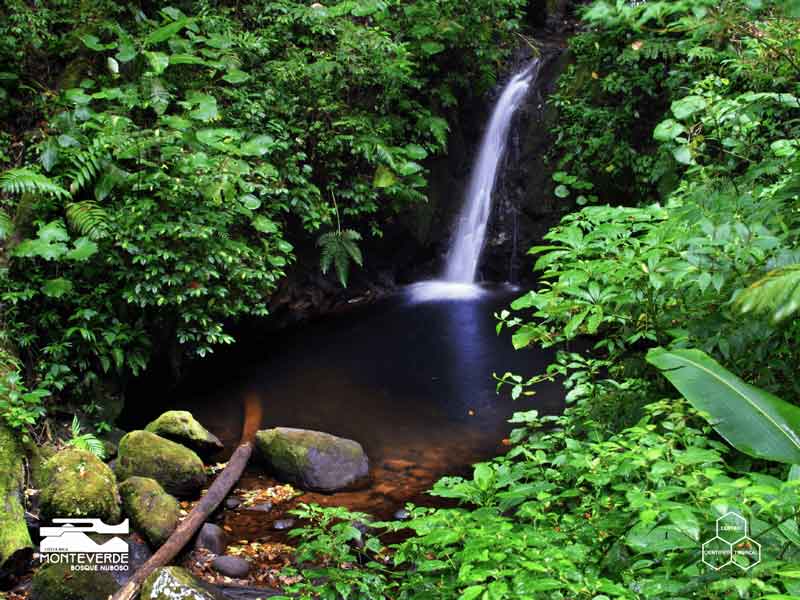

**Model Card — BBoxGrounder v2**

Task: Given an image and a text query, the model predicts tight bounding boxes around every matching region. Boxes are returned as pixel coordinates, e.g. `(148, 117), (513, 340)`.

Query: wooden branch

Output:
(110, 394), (262, 600)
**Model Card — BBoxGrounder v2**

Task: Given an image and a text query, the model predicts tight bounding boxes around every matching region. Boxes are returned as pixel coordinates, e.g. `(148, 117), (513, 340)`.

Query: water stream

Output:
(124, 59), (558, 542)
(411, 60), (540, 302)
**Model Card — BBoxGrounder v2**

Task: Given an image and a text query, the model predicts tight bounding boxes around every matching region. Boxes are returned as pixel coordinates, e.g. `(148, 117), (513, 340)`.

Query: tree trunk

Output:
(0, 422), (33, 577)
(110, 394), (262, 600)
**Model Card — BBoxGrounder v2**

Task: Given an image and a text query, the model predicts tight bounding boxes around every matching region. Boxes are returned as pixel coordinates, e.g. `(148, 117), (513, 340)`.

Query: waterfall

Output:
(407, 59), (539, 303)
(444, 59), (540, 283)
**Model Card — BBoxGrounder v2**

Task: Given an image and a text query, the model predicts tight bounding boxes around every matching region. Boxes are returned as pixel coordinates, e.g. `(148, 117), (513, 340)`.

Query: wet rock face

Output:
(115, 430), (207, 498)
(145, 410), (223, 457)
(482, 45), (573, 285)
(255, 427), (370, 492)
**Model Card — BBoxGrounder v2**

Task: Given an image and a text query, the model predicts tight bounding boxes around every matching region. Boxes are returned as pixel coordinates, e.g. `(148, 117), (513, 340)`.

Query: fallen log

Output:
(110, 394), (263, 600)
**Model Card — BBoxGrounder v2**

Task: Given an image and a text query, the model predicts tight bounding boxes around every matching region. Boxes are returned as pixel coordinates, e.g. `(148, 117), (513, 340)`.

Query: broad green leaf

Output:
(672, 145), (693, 165)
(240, 135), (275, 157)
(223, 69), (250, 84)
(252, 216), (278, 234)
(66, 238), (99, 261)
(554, 184), (570, 198)
(653, 119), (686, 142)
(373, 165), (397, 188)
(647, 347), (800, 464)
(473, 463), (494, 491)
(145, 51), (169, 75)
(188, 93), (218, 121)
(241, 194), (261, 210)
(41, 278), (74, 298)
(671, 95), (706, 120)
(196, 128), (242, 150)
(145, 19), (190, 45)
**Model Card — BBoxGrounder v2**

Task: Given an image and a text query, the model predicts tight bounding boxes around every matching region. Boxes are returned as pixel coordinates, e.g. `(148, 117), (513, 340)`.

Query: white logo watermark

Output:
(40, 518), (129, 572)
(701, 512), (761, 571)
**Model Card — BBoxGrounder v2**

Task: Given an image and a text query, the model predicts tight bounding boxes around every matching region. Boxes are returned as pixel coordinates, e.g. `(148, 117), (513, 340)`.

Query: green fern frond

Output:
(735, 264), (800, 323)
(67, 416), (106, 459)
(0, 168), (70, 198)
(66, 201), (111, 239)
(66, 140), (110, 195)
(0, 209), (13, 241)
(317, 229), (364, 288)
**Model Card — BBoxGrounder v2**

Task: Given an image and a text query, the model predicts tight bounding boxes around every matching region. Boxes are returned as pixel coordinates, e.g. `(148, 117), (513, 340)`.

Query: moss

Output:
(256, 428), (310, 473)
(144, 410), (222, 456)
(115, 430), (206, 498)
(30, 562), (117, 600)
(40, 448), (121, 524)
(141, 566), (223, 600)
(119, 477), (180, 547)
(0, 423), (33, 574)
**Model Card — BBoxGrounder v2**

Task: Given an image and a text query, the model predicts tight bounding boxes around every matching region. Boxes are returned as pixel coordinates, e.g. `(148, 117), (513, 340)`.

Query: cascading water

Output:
(408, 59), (540, 302)
(444, 60), (540, 283)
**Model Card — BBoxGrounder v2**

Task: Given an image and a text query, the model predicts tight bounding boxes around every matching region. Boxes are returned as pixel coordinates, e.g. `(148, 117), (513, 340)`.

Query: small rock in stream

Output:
(394, 509), (411, 521)
(272, 518), (295, 531)
(211, 556), (251, 579)
(224, 497), (241, 509)
(248, 501), (272, 512)
(195, 523), (227, 555)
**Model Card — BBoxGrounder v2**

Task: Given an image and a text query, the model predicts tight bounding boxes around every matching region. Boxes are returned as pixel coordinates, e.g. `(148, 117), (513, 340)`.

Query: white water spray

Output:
(444, 60), (540, 283)
(408, 60), (539, 302)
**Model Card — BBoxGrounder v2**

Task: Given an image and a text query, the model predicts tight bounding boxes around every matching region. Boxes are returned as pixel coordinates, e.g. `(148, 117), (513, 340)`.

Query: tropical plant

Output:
(66, 416), (105, 459)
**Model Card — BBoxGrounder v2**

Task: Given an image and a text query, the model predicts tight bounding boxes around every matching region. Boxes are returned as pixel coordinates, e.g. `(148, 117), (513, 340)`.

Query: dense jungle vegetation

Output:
(0, 0), (523, 425)
(280, 1), (800, 599)
(2, 0), (800, 599)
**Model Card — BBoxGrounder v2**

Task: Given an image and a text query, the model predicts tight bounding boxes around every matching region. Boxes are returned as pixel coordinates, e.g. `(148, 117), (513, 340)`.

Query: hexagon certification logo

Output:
(701, 512), (761, 571)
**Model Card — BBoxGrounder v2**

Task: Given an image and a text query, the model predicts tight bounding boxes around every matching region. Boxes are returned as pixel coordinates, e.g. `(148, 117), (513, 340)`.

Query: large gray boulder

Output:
(115, 430), (206, 497)
(255, 428), (369, 492)
(145, 410), (223, 457)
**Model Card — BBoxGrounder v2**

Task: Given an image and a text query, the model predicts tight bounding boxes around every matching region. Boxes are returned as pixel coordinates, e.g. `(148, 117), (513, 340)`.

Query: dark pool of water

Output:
(124, 284), (565, 532)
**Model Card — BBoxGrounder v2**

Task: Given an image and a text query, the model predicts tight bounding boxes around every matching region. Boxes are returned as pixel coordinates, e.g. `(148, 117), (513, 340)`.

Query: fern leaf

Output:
(735, 265), (800, 323)
(0, 168), (69, 198)
(66, 201), (111, 239)
(316, 229), (364, 287)
(0, 209), (13, 241)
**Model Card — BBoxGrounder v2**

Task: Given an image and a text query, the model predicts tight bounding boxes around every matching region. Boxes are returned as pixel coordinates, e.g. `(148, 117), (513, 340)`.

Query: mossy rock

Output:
(141, 566), (224, 600)
(31, 562), (117, 600)
(115, 430), (206, 498)
(0, 424), (33, 575)
(40, 448), (121, 524)
(145, 410), (223, 457)
(119, 477), (180, 547)
(255, 427), (369, 492)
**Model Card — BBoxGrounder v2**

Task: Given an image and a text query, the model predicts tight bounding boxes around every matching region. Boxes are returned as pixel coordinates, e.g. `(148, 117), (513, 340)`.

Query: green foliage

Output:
(318, 229), (364, 288)
(0, 353), (48, 439)
(276, 503), (392, 600)
(66, 416), (106, 459)
(286, 401), (800, 599)
(0, 0), (524, 413)
(284, 2), (800, 599)
(647, 347), (800, 464)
